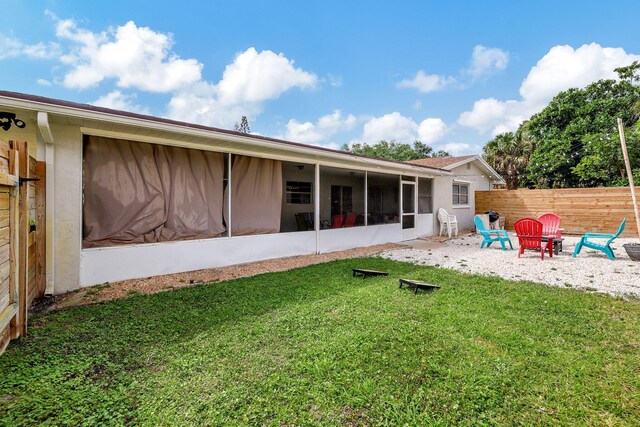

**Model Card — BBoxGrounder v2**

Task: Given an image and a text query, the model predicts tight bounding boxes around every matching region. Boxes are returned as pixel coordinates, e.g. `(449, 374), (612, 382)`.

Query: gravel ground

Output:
(380, 234), (640, 297)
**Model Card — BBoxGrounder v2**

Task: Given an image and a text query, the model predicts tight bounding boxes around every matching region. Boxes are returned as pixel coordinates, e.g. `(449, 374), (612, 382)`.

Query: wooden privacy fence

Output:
(0, 139), (45, 355)
(476, 187), (640, 237)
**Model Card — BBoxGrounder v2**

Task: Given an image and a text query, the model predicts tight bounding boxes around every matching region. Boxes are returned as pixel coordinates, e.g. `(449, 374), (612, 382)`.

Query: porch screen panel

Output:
(156, 145), (226, 240)
(224, 155), (283, 235)
(83, 136), (226, 247)
(83, 136), (166, 246)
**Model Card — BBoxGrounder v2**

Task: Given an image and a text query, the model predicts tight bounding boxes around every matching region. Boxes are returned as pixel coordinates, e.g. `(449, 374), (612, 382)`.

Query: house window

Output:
(418, 178), (433, 213)
(286, 181), (312, 204)
(452, 183), (469, 205)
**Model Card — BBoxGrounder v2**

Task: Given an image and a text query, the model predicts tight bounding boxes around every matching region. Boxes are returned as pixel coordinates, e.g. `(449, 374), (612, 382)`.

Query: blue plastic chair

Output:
(474, 215), (513, 250)
(573, 218), (626, 260)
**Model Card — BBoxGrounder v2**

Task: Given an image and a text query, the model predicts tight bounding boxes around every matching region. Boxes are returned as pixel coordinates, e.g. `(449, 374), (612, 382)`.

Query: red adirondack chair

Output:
(344, 213), (357, 227)
(538, 213), (562, 238)
(514, 218), (553, 260)
(331, 214), (344, 228)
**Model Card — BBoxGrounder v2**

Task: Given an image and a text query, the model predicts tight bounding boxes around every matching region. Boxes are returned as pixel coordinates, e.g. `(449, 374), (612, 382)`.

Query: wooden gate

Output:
(0, 139), (45, 355)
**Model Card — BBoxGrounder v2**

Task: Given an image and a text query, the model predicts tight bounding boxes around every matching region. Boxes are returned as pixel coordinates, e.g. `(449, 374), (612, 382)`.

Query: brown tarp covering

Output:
(83, 136), (226, 247)
(224, 155), (282, 235)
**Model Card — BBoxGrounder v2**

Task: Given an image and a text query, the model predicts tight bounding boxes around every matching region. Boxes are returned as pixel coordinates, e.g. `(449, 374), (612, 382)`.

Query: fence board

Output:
(476, 187), (640, 236)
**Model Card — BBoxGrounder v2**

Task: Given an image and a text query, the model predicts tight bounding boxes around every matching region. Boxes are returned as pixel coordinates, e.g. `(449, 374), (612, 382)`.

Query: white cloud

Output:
(458, 43), (640, 136)
(466, 45), (509, 78)
(43, 15), (318, 128)
(37, 78), (52, 86)
(362, 112), (418, 143)
(0, 34), (60, 60)
(520, 43), (638, 104)
(418, 118), (447, 144)
(327, 74), (343, 87)
(284, 110), (357, 144)
(396, 70), (455, 93)
(359, 112), (448, 145)
(397, 45), (508, 94)
(216, 47), (317, 105)
(439, 142), (482, 155)
(167, 48), (318, 128)
(55, 19), (202, 92)
(91, 90), (150, 114)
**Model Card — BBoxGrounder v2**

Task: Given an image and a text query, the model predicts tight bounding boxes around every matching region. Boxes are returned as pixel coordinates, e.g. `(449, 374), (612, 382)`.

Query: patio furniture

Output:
(573, 218), (626, 260)
(344, 213), (357, 227)
(542, 237), (565, 255)
(332, 214), (344, 228)
(514, 218), (553, 260)
(539, 212), (563, 253)
(295, 213), (313, 231)
(474, 215), (513, 250)
(352, 268), (389, 279)
(438, 208), (458, 238)
(398, 278), (441, 294)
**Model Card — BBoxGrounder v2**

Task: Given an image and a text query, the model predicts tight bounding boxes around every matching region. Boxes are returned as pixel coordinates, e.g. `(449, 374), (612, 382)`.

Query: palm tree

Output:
(483, 127), (533, 190)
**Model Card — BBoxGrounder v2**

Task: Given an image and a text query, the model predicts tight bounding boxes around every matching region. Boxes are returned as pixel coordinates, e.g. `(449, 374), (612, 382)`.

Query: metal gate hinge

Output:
(18, 177), (40, 186)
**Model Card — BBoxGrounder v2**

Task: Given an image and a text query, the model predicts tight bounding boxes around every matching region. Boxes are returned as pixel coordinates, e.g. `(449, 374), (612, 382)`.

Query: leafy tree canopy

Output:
(486, 62), (640, 188)
(483, 126), (533, 189)
(341, 140), (449, 161)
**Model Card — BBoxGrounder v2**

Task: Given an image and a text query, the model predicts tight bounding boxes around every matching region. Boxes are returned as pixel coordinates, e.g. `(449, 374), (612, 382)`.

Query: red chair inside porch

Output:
(344, 213), (357, 227)
(538, 213), (562, 238)
(332, 214), (344, 228)
(514, 218), (553, 260)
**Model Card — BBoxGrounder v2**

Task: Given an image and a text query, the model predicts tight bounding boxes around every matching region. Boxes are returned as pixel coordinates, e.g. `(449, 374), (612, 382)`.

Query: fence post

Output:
(617, 118), (640, 239)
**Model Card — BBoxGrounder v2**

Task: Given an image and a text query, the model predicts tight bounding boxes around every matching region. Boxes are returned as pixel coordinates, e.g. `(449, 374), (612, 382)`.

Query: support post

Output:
(617, 118), (640, 239)
(14, 141), (28, 337)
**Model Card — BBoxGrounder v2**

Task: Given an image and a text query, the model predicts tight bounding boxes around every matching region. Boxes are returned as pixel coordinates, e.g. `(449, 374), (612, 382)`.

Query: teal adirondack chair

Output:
(474, 215), (513, 250)
(573, 218), (626, 260)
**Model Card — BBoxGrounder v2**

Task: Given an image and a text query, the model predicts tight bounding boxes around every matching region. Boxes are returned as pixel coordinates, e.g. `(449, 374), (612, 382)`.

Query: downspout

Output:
(37, 112), (55, 296)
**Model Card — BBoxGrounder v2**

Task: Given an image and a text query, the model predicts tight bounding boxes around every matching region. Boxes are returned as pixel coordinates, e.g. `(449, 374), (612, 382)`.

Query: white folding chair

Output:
(438, 208), (458, 238)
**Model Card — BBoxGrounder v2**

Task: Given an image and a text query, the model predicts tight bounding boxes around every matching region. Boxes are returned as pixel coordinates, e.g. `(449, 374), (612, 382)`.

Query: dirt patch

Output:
(49, 243), (402, 311)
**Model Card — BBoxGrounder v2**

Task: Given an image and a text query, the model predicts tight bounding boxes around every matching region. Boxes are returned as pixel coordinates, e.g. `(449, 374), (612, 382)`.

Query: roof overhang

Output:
(446, 155), (505, 184)
(0, 91), (453, 178)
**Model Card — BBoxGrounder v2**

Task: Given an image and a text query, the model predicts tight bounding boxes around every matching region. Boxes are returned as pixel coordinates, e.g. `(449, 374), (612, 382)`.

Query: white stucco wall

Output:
(81, 231), (317, 286)
(51, 124), (83, 294)
(449, 162), (492, 231)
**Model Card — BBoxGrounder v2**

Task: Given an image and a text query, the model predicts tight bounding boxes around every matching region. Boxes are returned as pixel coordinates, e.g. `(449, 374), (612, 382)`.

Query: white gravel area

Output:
(380, 234), (640, 297)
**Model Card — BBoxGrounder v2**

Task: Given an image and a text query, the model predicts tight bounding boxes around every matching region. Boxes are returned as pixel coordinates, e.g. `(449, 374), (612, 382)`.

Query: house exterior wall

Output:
(449, 162), (492, 230)
(0, 100), (457, 294)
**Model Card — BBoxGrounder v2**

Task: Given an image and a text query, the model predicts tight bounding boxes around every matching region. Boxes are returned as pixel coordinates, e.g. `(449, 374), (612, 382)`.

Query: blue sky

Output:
(2, 1), (639, 154)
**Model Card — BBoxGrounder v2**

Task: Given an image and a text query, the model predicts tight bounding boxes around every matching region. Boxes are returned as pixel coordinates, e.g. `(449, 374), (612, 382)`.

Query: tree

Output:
(524, 64), (640, 188)
(483, 126), (532, 190)
(234, 116), (250, 133)
(340, 140), (449, 161)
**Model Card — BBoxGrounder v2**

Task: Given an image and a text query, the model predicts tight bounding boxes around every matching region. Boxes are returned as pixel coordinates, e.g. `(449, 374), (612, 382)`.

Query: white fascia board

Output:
(446, 155), (505, 184)
(0, 95), (452, 178)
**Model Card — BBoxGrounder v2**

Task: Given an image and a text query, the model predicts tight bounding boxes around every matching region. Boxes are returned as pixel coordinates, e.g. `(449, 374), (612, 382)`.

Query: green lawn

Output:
(1, 258), (639, 426)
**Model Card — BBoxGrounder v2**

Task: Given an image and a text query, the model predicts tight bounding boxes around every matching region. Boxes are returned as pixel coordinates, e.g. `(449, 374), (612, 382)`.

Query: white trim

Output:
(445, 155), (505, 185)
(452, 205), (471, 209)
(453, 179), (472, 184)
